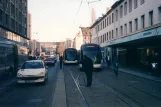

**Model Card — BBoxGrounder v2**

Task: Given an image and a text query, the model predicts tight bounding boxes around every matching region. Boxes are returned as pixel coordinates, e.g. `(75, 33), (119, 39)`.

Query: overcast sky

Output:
(28, 0), (115, 42)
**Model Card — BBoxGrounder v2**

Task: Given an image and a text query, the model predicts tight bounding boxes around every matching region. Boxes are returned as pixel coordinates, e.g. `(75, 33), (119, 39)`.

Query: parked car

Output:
(44, 57), (56, 65)
(17, 60), (48, 84)
(53, 57), (57, 63)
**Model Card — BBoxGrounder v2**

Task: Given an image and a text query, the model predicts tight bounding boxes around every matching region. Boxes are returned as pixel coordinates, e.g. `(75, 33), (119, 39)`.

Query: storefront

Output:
(101, 26), (161, 71)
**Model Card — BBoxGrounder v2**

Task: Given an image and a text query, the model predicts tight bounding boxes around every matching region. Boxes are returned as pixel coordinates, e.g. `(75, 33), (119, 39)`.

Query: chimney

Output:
(106, 7), (110, 13)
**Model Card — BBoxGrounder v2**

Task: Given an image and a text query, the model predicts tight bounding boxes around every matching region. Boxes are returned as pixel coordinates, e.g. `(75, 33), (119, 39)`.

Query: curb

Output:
(119, 69), (161, 83)
(51, 69), (67, 107)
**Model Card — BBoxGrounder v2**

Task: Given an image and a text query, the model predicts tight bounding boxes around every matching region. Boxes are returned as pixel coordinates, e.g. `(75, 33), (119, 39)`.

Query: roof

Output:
(81, 43), (100, 47)
(80, 27), (91, 36)
(26, 60), (43, 62)
(90, 0), (124, 28)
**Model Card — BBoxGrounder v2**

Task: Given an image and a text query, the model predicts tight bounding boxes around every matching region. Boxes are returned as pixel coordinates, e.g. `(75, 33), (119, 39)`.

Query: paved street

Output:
(64, 65), (161, 107)
(0, 63), (59, 107)
(0, 63), (161, 107)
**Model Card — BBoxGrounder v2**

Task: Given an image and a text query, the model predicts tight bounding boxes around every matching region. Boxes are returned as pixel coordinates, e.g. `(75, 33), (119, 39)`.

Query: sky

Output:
(28, 0), (115, 42)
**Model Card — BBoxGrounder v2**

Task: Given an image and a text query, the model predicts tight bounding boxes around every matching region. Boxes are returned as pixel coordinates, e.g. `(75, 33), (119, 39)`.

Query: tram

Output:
(79, 43), (102, 69)
(63, 48), (78, 64)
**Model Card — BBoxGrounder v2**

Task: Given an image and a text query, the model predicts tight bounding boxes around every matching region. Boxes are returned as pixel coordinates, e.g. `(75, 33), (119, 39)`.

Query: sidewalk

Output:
(103, 64), (161, 83)
(51, 69), (67, 107)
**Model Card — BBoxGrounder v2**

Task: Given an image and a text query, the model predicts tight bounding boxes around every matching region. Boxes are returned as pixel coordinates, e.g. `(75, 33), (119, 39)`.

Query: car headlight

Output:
(37, 72), (45, 76)
(17, 73), (23, 77)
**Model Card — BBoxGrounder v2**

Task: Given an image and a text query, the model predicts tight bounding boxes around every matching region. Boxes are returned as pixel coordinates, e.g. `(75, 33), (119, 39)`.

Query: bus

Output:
(0, 40), (28, 77)
(79, 43), (102, 69)
(63, 48), (78, 64)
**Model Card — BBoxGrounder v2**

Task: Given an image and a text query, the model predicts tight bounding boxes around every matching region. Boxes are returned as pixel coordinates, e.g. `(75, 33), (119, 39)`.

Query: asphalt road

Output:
(0, 63), (58, 107)
(64, 65), (161, 107)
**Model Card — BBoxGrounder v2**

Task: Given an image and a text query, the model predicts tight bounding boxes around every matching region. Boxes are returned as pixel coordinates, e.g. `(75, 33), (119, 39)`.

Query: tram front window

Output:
(82, 46), (101, 64)
(66, 50), (77, 61)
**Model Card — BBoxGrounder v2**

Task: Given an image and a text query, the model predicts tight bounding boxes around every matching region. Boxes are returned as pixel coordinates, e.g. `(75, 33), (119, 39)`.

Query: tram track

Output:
(93, 76), (144, 107)
(68, 68), (138, 107)
(68, 68), (91, 107)
(96, 71), (161, 101)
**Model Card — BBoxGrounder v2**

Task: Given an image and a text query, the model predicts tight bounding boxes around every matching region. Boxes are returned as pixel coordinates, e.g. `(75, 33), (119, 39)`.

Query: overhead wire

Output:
(68, 0), (84, 36)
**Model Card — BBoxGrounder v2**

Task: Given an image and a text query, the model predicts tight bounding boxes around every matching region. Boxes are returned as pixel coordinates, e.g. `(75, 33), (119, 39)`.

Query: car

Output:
(53, 57), (57, 63)
(17, 60), (48, 84)
(44, 57), (56, 65)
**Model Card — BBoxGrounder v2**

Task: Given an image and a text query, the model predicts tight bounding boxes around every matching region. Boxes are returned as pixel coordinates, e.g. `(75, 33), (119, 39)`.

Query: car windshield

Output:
(21, 61), (44, 69)
(46, 58), (54, 61)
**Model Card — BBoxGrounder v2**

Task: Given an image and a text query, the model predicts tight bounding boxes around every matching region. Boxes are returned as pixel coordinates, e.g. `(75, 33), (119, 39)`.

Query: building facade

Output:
(30, 40), (41, 56)
(56, 42), (65, 55)
(0, 0), (28, 46)
(40, 42), (57, 55)
(74, 27), (91, 50)
(65, 38), (72, 49)
(91, 0), (161, 70)
(27, 12), (31, 40)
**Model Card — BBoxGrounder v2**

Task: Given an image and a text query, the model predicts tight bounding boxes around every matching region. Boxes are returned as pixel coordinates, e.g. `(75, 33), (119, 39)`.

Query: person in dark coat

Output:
(59, 56), (63, 69)
(113, 54), (119, 77)
(82, 54), (93, 87)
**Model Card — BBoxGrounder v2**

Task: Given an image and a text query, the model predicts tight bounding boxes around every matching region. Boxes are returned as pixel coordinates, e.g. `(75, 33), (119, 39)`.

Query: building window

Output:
(134, 0), (138, 9)
(107, 32), (108, 41)
(103, 34), (104, 43)
(109, 15), (111, 25)
(140, 0), (145, 5)
(101, 36), (102, 43)
(109, 31), (111, 40)
(129, 0), (132, 12)
(120, 5), (123, 18)
(116, 9), (118, 21)
(135, 18), (138, 31)
(124, 24), (127, 34)
(6, 14), (9, 26)
(120, 26), (123, 36)
(141, 15), (145, 28)
(101, 22), (102, 30)
(105, 33), (106, 41)
(159, 6), (161, 23)
(149, 11), (153, 26)
(112, 13), (114, 23)
(124, 2), (127, 15)
(116, 28), (118, 37)
(112, 30), (114, 38)
(0, 9), (2, 23)
(0, 0), (2, 5)
(107, 17), (109, 26)
(129, 21), (132, 33)
(103, 21), (104, 29)
(105, 19), (106, 27)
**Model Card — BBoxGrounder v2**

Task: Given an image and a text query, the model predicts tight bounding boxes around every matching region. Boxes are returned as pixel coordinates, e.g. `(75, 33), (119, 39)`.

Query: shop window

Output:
(159, 6), (161, 23)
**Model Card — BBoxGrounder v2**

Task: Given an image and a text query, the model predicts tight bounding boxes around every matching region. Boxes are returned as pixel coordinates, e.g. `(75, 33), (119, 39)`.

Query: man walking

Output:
(59, 55), (63, 69)
(106, 55), (110, 68)
(82, 54), (93, 87)
(113, 54), (119, 77)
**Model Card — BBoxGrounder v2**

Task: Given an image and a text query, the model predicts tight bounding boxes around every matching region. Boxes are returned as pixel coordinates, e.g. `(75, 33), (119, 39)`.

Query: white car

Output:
(17, 60), (48, 84)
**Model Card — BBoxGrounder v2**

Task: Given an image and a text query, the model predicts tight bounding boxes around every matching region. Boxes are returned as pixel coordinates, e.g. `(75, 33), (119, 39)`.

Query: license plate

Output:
(25, 80), (33, 83)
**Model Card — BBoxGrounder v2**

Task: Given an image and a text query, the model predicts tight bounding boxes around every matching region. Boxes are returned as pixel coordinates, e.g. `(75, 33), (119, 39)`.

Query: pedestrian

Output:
(106, 55), (110, 68)
(9, 66), (13, 76)
(59, 55), (63, 69)
(113, 54), (119, 77)
(82, 54), (93, 87)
